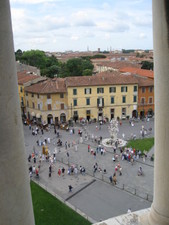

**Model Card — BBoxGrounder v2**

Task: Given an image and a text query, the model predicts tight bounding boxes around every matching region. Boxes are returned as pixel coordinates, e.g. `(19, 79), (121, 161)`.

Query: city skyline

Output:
(10, 0), (152, 52)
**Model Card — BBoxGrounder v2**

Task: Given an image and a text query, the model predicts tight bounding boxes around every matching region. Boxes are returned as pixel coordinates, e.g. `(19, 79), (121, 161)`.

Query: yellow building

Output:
(66, 72), (138, 122)
(24, 71), (139, 124)
(24, 78), (68, 124)
(17, 70), (45, 117)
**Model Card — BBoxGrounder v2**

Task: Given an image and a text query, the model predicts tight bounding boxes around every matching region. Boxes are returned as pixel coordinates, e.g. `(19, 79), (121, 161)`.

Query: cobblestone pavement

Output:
(24, 119), (154, 222)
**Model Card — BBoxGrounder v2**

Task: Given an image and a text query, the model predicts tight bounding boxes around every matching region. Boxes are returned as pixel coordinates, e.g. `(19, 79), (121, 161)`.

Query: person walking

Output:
(74, 167), (78, 177)
(68, 185), (73, 192)
(119, 167), (122, 176)
(62, 167), (65, 176)
(49, 165), (52, 177)
(58, 168), (61, 177)
(113, 173), (117, 185)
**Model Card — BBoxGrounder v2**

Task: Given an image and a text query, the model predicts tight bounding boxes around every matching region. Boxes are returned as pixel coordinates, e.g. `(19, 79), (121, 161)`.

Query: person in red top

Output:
(58, 168), (61, 177)
(35, 168), (39, 177)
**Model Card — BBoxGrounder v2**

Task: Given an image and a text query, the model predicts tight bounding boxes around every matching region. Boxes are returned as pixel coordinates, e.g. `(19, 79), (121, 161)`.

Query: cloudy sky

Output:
(10, 0), (152, 52)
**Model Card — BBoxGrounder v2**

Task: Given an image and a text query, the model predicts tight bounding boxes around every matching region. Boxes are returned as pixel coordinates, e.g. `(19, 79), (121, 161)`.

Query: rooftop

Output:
(65, 71), (138, 87)
(24, 77), (66, 94)
(17, 70), (42, 85)
(120, 67), (154, 79)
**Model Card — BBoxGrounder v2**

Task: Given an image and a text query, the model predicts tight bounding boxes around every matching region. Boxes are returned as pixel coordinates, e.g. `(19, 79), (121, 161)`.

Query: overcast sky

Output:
(10, 0), (152, 52)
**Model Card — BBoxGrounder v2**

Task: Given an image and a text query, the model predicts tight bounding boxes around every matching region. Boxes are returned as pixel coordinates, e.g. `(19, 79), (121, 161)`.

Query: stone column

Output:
(0, 1), (35, 225)
(140, 0), (169, 224)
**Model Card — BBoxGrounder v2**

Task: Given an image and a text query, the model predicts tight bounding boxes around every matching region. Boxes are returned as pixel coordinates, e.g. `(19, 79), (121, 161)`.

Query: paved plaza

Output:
(24, 119), (154, 222)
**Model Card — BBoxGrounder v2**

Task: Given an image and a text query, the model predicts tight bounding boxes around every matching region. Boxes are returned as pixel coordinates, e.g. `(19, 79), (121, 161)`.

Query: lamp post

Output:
(70, 103), (73, 127)
(71, 103), (72, 120)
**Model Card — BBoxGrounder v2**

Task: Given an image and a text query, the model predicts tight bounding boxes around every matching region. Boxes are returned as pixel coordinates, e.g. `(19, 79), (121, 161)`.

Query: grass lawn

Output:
(126, 137), (154, 154)
(31, 181), (91, 225)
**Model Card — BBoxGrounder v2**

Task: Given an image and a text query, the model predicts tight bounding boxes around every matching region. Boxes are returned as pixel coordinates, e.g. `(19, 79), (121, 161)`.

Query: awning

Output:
(31, 112), (35, 117)
(36, 113), (41, 118)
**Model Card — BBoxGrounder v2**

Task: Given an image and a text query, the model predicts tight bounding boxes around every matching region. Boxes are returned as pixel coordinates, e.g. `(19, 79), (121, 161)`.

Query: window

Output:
(48, 104), (52, 110)
(149, 87), (153, 93)
(37, 94), (39, 98)
(38, 103), (40, 110)
(109, 87), (116, 93)
(97, 87), (104, 94)
(32, 93), (34, 97)
(73, 99), (77, 106)
(47, 94), (51, 99)
(134, 86), (137, 92)
(149, 97), (153, 104)
(133, 95), (137, 102)
(121, 86), (128, 92)
(97, 98), (104, 107)
(60, 93), (64, 98)
(27, 101), (29, 107)
(73, 89), (77, 95)
(142, 87), (145, 93)
(141, 98), (145, 104)
(84, 88), (91, 94)
(86, 98), (90, 105)
(32, 102), (35, 109)
(20, 87), (23, 93)
(111, 96), (115, 104)
(122, 96), (126, 103)
(26, 92), (28, 96)
(61, 103), (64, 109)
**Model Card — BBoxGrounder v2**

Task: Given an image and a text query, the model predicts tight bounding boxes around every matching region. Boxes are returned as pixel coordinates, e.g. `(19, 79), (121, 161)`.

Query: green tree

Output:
(15, 50), (94, 78)
(15, 49), (23, 61)
(66, 58), (83, 76)
(82, 69), (92, 76)
(82, 59), (94, 71)
(16, 49), (60, 77)
(141, 61), (154, 70)
(91, 54), (106, 59)
(41, 65), (60, 78)
(21, 50), (47, 68)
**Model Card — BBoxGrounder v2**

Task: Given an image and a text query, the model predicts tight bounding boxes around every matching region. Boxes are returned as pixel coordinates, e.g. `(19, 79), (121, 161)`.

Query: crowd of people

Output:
(25, 118), (152, 196)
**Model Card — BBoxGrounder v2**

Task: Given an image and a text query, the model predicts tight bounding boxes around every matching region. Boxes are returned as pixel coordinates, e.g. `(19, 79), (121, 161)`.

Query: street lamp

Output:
(70, 103), (73, 127)
(71, 103), (72, 120)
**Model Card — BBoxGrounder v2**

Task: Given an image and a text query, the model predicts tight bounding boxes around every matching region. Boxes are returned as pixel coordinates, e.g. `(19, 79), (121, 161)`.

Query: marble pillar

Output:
(140, 0), (169, 224)
(0, 1), (35, 225)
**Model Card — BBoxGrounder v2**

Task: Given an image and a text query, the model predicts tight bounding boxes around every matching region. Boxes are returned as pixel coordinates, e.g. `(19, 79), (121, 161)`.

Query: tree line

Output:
(15, 49), (95, 78)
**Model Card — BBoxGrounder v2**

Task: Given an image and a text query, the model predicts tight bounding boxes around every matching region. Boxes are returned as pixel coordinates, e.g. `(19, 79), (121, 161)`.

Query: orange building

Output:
(136, 76), (154, 118)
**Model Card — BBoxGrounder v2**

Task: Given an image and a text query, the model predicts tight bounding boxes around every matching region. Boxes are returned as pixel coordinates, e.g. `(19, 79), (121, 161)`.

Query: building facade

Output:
(135, 76), (154, 118)
(17, 70), (46, 117)
(24, 72), (141, 123)
(25, 78), (68, 124)
(66, 74), (138, 122)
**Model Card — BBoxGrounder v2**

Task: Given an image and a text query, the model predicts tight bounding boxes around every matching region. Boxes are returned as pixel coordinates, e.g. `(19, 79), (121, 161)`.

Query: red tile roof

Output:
(65, 71), (138, 87)
(120, 67), (154, 79)
(24, 71), (154, 94)
(133, 76), (154, 87)
(24, 78), (66, 94)
(17, 71), (41, 85)
(96, 61), (141, 70)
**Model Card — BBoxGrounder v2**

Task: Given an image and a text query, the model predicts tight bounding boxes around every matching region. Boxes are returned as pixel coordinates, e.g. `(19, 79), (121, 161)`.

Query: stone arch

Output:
(60, 113), (66, 122)
(47, 114), (53, 124)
